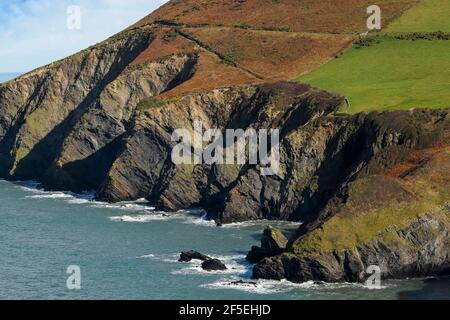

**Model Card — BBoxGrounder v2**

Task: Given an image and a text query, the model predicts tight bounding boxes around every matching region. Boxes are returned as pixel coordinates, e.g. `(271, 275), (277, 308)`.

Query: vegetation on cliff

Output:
(0, 0), (449, 284)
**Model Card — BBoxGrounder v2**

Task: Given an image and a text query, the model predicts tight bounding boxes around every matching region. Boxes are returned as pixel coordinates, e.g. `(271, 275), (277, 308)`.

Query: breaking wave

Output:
(202, 278), (391, 295)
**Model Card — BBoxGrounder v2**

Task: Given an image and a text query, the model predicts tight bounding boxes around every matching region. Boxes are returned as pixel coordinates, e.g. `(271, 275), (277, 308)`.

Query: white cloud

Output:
(0, 0), (168, 72)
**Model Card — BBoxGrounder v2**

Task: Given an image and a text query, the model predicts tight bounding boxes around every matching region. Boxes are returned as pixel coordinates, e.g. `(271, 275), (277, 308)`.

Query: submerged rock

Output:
(201, 259), (227, 271)
(224, 280), (258, 287)
(231, 280), (258, 286)
(179, 251), (211, 262)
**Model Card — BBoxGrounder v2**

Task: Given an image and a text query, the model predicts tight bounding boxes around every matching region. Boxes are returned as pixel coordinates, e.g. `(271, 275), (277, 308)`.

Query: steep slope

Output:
(0, 0), (447, 221)
(254, 135), (450, 282)
(135, 0), (416, 34)
(0, 0), (449, 284)
(0, 27), (156, 179)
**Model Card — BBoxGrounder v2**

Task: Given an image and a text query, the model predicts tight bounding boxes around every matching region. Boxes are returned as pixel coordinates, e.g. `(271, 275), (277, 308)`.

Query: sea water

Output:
(0, 179), (448, 300)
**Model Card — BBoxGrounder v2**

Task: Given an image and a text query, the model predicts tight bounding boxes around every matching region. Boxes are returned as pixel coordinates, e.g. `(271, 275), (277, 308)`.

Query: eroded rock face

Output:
(41, 53), (196, 192)
(202, 259), (227, 271)
(98, 91), (449, 225)
(179, 251), (211, 262)
(0, 2), (448, 286)
(95, 81), (347, 220)
(1, 46), (449, 226)
(252, 141), (450, 283)
(0, 27), (156, 180)
(247, 226), (288, 263)
(1, 10), (448, 227)
(254, 213), (450, 283)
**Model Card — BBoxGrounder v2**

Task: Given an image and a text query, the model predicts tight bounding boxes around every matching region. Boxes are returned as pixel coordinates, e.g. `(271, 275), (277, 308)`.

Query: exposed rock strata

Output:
(1, 5), (449, 284)
(253, 141), (450, 283)
(254, 212), (450, 283)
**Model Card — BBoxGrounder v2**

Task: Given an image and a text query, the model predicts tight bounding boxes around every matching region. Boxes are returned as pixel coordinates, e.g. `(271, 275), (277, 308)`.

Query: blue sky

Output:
(0, 0), (168, 72)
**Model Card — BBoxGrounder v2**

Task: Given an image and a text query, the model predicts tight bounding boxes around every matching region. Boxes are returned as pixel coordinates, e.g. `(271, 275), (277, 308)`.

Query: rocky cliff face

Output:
(97, 90), (450, 227)
(96, 82), (347, 223)
(1, 38), (449, 226)
(253, 131), (450, 283)
(254, 211), (450, 283)
(1, 0), (449, 284)
(0, 26), (196, 191)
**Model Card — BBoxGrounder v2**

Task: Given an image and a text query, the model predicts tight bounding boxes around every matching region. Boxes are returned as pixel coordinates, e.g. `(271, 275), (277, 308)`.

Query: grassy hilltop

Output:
(297, 0), (450, 113)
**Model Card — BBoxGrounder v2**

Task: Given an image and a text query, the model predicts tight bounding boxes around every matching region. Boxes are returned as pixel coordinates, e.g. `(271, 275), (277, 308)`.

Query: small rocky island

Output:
(179, 251), (227, 272)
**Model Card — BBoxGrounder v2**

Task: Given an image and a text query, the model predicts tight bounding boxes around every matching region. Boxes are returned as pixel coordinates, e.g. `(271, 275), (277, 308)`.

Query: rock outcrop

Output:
(1, 1), (448, 226)
(254, 212), (450, 283)
(253, 138), (450, 283)
(247, 226), (288, 263)
(2, 48), (449, 227)
(201, 259), (227, 271)
(179, 251), (211, 262)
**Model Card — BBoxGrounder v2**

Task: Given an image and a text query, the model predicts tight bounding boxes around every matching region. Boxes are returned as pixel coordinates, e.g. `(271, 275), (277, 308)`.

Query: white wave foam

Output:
(202, 279), (291, 294)
(110, 213), (172, 223)
(109, 211), (298, 229)
(15, 180), (43, 193)
(109, 210), (215, 226)
(137, 254), (156, 259)
(203, 278), (390, 294)
(181, 213), (216, 226)
(137, 253), (181, 263)
(13, 181), (300, 230)
(26, 192), (73, 199)
(14, 180), (161, 213)
(90, 200), (155, 212)
(172, 254), (251, 276)
(15, 180), (96, 203)
(66, 198), (91, 204)
(221, 220), (300, 229)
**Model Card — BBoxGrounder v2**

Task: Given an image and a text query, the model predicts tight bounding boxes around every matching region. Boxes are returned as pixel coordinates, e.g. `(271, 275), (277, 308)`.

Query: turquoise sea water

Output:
(0, 179), (448, 300)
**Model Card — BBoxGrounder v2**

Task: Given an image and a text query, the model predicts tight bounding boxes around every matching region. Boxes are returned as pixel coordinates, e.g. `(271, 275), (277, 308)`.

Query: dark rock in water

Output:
(261, 225), (288, 252)
(229, 280), (258, 286)
(254, 215), (450, 283)
(201, 259), (227, 271)
(179, 251), (211, 262)
(246, 226), (288, 263)
(246, 246), (274, 264)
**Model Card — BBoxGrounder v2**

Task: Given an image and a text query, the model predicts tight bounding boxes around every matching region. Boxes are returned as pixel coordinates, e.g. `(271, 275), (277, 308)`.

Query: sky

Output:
(0, 0), (168, 73)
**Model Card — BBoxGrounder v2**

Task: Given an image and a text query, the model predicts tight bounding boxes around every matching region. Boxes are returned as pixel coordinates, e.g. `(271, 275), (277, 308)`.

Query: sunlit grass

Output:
(386, 0), (450, 33)
(297, 38), (450, 113)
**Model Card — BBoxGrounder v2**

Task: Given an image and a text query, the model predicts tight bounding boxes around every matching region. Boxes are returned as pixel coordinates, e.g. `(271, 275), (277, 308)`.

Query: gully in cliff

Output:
(171, 121), (280, 176)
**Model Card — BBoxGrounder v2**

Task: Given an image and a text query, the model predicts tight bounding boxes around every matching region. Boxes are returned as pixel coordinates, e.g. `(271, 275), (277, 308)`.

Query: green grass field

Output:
(297, 39), (450, 113)
(296, 0), (450, 113)
(386, 0), (450, 33)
